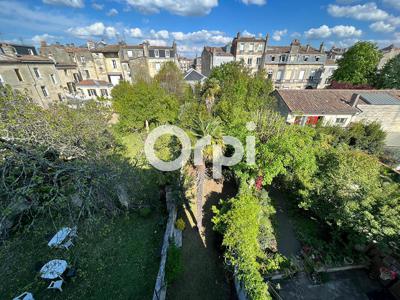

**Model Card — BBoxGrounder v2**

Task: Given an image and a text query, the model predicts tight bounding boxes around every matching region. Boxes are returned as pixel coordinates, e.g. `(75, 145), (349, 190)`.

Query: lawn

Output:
(0, 211), (165, 300)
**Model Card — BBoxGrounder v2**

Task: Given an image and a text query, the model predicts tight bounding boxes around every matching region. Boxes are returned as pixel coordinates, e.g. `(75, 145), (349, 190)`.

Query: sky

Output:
(0, 0), (399, 57)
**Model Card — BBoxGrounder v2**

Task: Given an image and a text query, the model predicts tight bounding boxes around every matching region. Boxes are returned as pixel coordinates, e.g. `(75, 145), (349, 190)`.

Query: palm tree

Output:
(202, 78), (221, 114)
(190, 116), (224, 231)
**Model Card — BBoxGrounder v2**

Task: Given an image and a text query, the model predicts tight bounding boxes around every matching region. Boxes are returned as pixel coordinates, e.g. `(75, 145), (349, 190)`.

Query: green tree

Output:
(377, 54), (400, 89)
(154, 61), (187, 100)
(112, 81), (179, 132)
(202, 78), (221, 114)
(332, 41), (382, 85)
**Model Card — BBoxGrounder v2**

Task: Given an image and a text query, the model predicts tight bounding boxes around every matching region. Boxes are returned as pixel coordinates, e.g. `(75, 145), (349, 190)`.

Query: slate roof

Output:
(360, 93), (400, 105)
(0, 53), (54, 64)
(184, 68), (206, 82)
(276, 89), (400, 115)
(265, 45), (322, 55)
(203, 46), (233, 56)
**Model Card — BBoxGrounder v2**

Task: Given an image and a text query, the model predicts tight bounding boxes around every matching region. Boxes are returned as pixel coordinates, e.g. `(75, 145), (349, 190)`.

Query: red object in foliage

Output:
(255, 176), (263, 190)
(328, 80), (374, 90)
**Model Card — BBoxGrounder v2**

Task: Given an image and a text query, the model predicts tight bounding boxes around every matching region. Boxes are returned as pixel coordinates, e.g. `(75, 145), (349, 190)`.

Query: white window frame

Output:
(335, 118), (347, 124)
(165, 50), (170, 58)
(257, 44), (263, 51)
(80, 56), (86, 64)
(239, 43), (244, 51)
(127, 50), (133, 58)
(28, 49), (34, 55)
(154, 49), (159, 58)
(101, 89), (108, 97)
(299, 70), (305, 80)
(33, 67), (41, 79)
(249, 43), (254, 52)
(155, 63), (161, 71)
(50, 74), (57, 85)
(247, 58), (253, 65)
(276, 70), (283, 80)
(256, 57), (262, 65)
(41, 85), (49, 97)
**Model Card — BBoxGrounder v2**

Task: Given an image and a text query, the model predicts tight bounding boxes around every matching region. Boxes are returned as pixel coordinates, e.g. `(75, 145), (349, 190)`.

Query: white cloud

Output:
(383, 0), (400, 10)
(150, 29), (169, 39)
(144, 39), (168, 46)
(171, 30), (231, 44)
(241, 0), (266, 5)
(327, 38), (359, 48)
(242, 30), (255, 37)
(107, 8), (118, 16)
(32, 33), (56, 45)
(304, 25), (362, 39)
(328, 3), (388, 21)
(91, 2), (103, 10)
(291, 32), (302, 38)
(42, 0), (84, 8)
(67, 22), (118, 39)
(126, 27), (143, 38)
(370, 21), (395, 32)
(272, 29), (287, 41)
(124, 0), (218, 16)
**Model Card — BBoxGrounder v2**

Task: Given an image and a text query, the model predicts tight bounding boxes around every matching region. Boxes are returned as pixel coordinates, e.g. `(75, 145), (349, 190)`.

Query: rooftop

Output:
(184, 68), (206, 82)
(275, 89), (400, 115)
(203, 46), (233, 56)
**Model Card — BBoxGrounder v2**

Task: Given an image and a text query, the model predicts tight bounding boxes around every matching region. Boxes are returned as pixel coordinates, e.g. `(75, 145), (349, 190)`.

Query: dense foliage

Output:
(112, 80), (179, 131)
(332, 41), (382, 86)
(376, 54), (400, 89)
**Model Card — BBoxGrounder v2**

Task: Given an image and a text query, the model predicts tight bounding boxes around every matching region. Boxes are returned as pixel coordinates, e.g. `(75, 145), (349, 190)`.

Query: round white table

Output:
(40, 259), (68, 279)
(48, 227), (71, 247)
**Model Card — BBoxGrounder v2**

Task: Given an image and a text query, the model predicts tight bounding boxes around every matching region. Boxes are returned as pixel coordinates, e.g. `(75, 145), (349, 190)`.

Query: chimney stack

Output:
(40, 40), (47, 48)
(319, 42), (325, 53)
(237, 32), (241, 39)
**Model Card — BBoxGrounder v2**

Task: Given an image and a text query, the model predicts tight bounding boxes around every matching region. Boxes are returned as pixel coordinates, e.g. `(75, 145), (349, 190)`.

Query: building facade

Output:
(378, 44), (400, 69)
(0, 44), (64, 106)
(231, 33), (266, 73)
(201, 46), (234, 76)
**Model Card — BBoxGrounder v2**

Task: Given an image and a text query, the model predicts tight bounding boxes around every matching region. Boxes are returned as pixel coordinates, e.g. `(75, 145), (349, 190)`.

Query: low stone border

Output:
(152, 186), (178, 300)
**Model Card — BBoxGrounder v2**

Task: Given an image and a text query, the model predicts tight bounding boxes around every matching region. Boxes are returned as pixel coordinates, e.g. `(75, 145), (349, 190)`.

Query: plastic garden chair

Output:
(13, 292), (34, 300)
(48, 280), (63, 292)
(62, 239), (74, 250)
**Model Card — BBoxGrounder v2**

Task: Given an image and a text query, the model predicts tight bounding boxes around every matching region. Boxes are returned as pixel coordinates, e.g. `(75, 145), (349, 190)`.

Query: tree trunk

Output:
(196, 163), (206, 231)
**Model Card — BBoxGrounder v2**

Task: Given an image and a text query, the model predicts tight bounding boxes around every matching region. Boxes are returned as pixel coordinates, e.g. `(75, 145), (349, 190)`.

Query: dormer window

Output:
(154, 49), (159, 58)
(316, 56), (320, 62)
(304, 56), (309, 62)
(28, 49), (34, 55)
(271, 56), (276, 62)
(280, 55), (286, 62)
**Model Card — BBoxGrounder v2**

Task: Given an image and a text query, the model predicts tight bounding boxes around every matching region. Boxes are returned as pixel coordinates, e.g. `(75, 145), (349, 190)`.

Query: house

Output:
(0, 42), (37, 56)
(75, 79), (113, 100)
(146, 42), (178, 78)
(275, 89), (400, 146)
(184, 68), (207, 86)
(378, 44), (400, 69)
(261, 39), (327, 89)
(231, 32), (266, 73)
(0, 51), (64, 106)
(91, 44), (126, 85)
(178, 56), (194, 73)
(201, 46), (234, 76)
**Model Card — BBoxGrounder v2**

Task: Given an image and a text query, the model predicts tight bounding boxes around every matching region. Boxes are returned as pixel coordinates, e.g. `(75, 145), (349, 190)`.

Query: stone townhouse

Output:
(261, 39), (327, 89)
(378, 44), (400, 69)
(146, 42), (178, 78)
(91, 44), (126, 85)
(275, 89), (400, 147)
(201, 46), (234, 76)
(0, 50), (63, 106)
(231, 32), (266, 73)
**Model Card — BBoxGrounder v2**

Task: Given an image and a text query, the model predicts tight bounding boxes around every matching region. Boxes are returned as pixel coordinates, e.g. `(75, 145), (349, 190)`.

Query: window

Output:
(80, 56), (86, 64)
(33, 67), (41, 78)
(304, 56), (309, 62)
(155, 63), (161, 71)
(257, 44), (263, 51)
(276, 70), (283, 80)
(127, 50), (133, 58)
(271, 56), (276, 62)
(41, 86), (49, 97)
(84, 70), (90, 78)
(73, 73), (81, 83)
(154, 50), (159, 58)
(315, 56), (320, 62)
(101, 89), (108, 97)
(280, 55), (286, 62)
(239, 43), (244, 52)
(88, 89), (97, 97)
(298, 70), (305, 80)
(256, 57), (262, 65)
(50, 74), (57, 85)
(309, 70), (316, 80)
(64, 69), (68, 76)
(165, 50), (170, 58)
(336, 118), (347, 124)
(112, 60), (117, 69)
(249, 43), (254, 52)
(14, 69), (23, 81)
(28, 49), (34, 55)
(247, 58), (253, 65)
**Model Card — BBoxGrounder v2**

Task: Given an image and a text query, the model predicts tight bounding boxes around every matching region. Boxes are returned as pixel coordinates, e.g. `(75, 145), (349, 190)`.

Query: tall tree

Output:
(377, 54), (400, 89)
(112, 81), (179, 132)
(332, 41), (382, 85)
(154, 61), (187, 100)
(202, 78), (221, 114)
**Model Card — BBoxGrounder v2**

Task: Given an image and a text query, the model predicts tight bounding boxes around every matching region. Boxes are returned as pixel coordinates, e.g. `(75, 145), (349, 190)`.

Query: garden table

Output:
(48, 227), (71, 247)
(40, 259), (68, 279)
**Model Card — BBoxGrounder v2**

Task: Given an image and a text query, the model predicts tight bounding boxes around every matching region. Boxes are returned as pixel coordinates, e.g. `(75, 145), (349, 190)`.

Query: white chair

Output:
(48, 280), (63, 292)
(62, 239), (74, 250)
(13, 292), (34, 300)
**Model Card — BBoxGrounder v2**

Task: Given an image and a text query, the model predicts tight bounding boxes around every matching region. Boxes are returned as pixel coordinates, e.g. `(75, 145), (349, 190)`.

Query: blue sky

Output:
(0, 0), (399, 57)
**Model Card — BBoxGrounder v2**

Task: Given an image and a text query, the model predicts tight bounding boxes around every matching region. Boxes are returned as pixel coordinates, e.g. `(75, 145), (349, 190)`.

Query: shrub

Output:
(165, 242), (183, 284)
(175, 218), (185, 231)
(139, 207), (152, 218)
